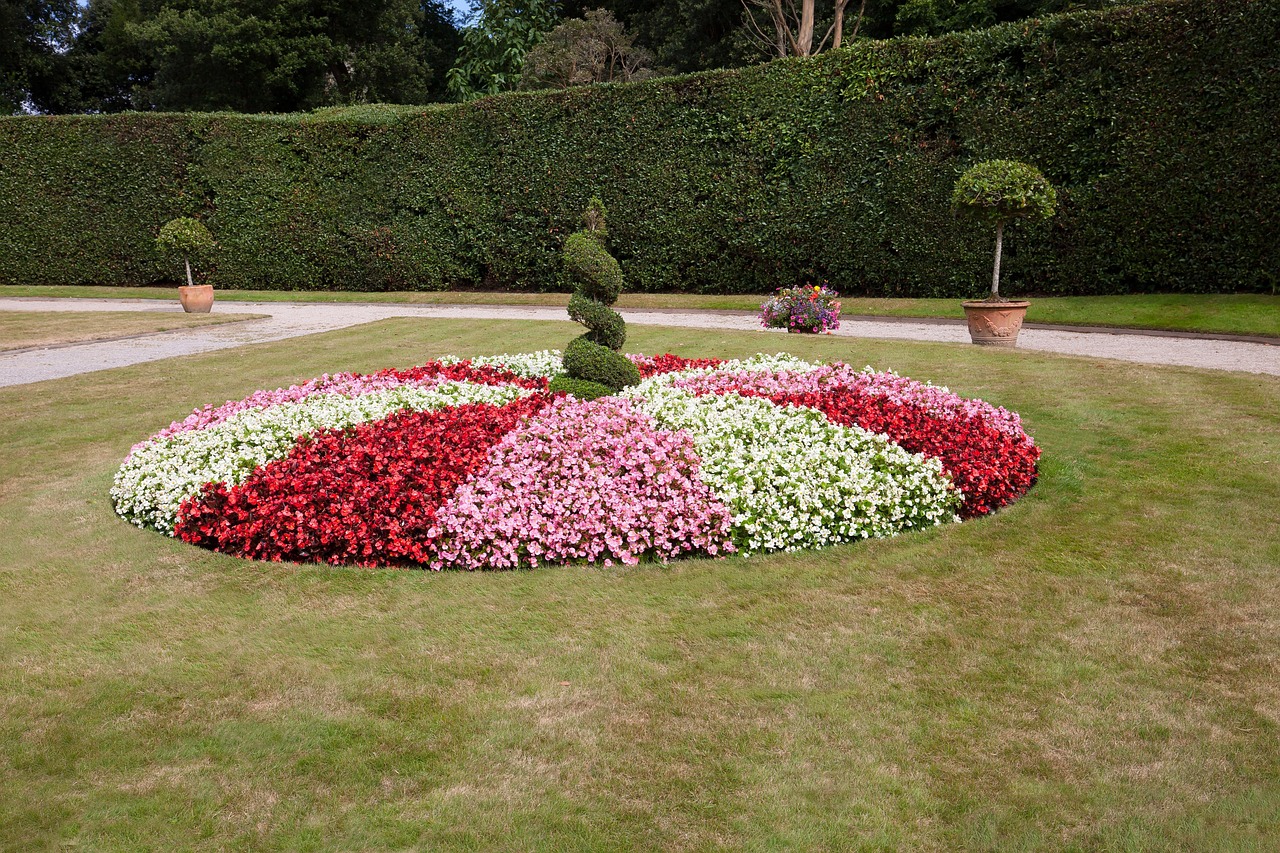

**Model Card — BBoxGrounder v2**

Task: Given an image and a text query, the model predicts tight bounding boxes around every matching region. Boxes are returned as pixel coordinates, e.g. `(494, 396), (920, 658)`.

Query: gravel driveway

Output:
(1, 297), (1276, 388)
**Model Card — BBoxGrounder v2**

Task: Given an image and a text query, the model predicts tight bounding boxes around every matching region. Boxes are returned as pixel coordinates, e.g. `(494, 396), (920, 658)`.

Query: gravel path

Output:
(1, 296), (1277, 388)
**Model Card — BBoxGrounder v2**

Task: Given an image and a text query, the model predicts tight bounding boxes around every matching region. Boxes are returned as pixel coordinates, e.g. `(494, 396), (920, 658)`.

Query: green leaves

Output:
(446, 0), (560, 101)
(952, 159), (1057, 225)
(155, 216), (214, 258)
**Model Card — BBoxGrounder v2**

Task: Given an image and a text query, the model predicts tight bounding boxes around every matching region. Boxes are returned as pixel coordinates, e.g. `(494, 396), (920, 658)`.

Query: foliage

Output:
(952, 159), (1056, 298)
(446, 0), (559, 101)
(155, 216), (213, 286)
(0, 0), (1276, 295)
(760, 283), (842, 332)
(521, 8), (656, 89)
(561, 198), (640, 390)
(1, 0), (79, 113)
(952, 159), (1057, 226)
(563, 336), (641, 390)
(22, 0), (462, 114)
(155, 216), (213, 257)
(547, 374), (615, 399)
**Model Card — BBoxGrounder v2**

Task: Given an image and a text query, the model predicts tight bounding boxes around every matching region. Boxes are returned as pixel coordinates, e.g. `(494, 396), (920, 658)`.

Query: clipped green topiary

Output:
(561, 198), (640, 392)
(156, 217), (215, 287)
(563, 336), (640, 390)
(547, 375), (616, 401)
(564, 232), (623, 304)
(567, 292), (626, 349)
(952, 160), (1057, 301)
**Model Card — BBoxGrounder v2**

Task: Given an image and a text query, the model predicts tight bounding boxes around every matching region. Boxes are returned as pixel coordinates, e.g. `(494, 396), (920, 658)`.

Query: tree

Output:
(741, 0), (865, 58)
(156, 217), (215, 288)
(520, 8), (655, 89)
(1, 0), (79, 113)
(446, 0), (558, 101)
(952, 160), (1057, 301)
(559, 0), (754, 72)
(31, 0), (462, 114)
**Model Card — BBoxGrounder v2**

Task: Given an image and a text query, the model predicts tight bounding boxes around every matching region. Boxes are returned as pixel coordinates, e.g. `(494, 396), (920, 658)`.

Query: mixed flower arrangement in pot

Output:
(759, 283), (842, 333)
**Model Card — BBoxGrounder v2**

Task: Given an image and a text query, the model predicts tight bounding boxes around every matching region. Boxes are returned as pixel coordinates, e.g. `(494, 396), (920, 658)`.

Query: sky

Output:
(444, 0), (475, 25)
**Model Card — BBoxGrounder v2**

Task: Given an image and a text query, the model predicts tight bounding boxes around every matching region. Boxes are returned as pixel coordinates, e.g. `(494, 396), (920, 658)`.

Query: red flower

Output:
(175, 395), (552, 566)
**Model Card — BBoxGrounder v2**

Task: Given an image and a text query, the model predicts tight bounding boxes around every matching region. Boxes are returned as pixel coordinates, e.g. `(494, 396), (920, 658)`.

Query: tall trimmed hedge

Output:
(1, 0), (1276, 296)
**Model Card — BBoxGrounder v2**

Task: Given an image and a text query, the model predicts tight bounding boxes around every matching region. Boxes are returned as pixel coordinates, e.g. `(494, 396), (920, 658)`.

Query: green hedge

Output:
(1, 0), (1276, 296)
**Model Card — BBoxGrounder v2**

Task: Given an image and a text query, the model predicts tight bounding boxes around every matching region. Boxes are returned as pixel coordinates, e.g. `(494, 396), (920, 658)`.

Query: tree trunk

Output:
(991, 221), (1004, 300)
(832, 0), (850, 49)
(797, 0), (815, 55)
(185, 256), (194, 288)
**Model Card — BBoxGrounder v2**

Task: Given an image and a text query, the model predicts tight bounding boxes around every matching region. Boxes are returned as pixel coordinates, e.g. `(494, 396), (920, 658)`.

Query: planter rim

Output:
(962, 299), (1030, 308)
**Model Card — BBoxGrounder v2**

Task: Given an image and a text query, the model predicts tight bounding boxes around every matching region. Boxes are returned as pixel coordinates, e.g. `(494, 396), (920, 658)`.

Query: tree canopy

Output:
(3, 0), (1133, 113)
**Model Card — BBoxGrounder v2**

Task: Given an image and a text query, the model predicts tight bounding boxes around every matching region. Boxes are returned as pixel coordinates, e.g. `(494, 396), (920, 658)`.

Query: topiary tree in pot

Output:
(952, 160), (1056, 346)
(548, 198), (641, 400)
(156, 217), (217, 313)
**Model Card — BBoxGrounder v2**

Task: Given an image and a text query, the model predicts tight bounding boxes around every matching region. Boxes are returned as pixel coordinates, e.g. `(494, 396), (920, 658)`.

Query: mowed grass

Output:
(4, 284), (1278, 338)
(0, 310), (264, 351)
(1, 318), (1278, 851)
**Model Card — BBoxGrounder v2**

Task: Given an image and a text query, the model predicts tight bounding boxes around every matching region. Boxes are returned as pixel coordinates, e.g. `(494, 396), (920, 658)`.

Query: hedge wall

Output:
(1, 0), (1276, 296)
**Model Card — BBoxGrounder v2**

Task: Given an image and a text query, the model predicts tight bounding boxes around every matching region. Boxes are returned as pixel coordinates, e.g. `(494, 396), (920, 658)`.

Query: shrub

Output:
(561, 198), (640, 391)
(563, 336), (641, 390)
(547, 374), (615, 400)
(953, 160), (1057, 299)
(155, 217), (215, 287)
(1, 0), (1275, 295)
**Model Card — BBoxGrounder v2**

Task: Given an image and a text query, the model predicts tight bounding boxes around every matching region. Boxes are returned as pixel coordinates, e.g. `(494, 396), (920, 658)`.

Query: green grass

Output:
(0, 310), (264, 351)
(4, 285), (1279, 338)
(2, 319), (1279, 850)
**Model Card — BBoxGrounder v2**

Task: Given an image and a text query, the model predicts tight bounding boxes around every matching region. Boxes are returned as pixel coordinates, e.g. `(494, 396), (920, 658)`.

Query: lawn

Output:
(2, 318), (1278, 850)
(0, 310), (264, 351)
(3, 285), (1278, 338)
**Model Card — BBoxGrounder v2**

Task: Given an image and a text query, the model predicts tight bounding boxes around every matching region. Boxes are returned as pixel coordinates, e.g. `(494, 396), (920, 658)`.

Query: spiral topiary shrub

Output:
(550, 198), (641, 395)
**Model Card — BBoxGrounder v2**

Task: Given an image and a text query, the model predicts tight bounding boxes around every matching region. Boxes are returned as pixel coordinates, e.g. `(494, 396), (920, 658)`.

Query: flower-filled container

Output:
(759, 284), (841, 334)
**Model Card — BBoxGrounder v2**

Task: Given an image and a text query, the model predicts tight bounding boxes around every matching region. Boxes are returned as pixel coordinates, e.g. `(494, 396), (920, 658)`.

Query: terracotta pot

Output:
(962, 300), (1029, 347)
(178, 284), (214, 314)
(786, 327), (819, 334)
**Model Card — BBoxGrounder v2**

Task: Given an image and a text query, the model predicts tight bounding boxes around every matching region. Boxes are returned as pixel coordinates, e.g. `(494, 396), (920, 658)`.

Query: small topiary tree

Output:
(156, 217), (215, 287)
(952, 160), (1057, 301)
(548, 198), (640, 399)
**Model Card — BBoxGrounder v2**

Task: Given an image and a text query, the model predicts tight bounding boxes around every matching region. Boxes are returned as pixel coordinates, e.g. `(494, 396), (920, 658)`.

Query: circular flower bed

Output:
(112, 352), (1040, 568)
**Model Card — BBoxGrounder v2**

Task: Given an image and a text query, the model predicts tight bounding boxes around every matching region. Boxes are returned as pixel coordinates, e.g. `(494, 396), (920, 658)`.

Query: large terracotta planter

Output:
(962, 300), (1029, 347)
(178, 284), (214, 314)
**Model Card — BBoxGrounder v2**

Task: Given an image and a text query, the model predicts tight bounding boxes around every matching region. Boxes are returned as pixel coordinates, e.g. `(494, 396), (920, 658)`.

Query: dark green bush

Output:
(563, 231), (624, 303)
(563, 337), (641, 391)
(0, 0), (1275, 296)
(561, 198), (638, 391)
(952, 161), (1057, 227)
(547, 375), (616, 400)
(567, 292), (626, 349)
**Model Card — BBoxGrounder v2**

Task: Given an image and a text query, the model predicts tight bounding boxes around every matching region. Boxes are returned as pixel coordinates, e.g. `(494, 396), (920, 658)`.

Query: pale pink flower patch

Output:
(428, 397), (735, 570)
